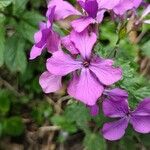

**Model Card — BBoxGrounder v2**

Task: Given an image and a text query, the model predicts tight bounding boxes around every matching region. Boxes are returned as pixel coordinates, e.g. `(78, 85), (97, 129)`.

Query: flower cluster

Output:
(30, 0), (150, 140)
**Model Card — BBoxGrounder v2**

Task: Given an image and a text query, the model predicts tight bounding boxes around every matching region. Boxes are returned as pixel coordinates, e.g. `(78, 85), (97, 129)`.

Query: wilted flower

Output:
(102, 97), (150, 141)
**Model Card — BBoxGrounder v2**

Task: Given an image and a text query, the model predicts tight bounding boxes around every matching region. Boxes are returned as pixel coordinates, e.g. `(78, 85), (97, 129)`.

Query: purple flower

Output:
(46, 29), (122, 106)
(30, 6), (61, 60)
(102, 97), (150, 141)
(39, 71), (62, 93)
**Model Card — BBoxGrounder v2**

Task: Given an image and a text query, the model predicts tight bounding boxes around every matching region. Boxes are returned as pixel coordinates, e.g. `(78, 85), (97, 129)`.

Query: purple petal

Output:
(142, 5), (150, 19)
(88, 104), (99, 116)
(39, 71), (62, 93)
(98, 0), (120, 10)
(84, 0), (98, 18)
(96, 10), (105, 23)
(102, 99), (129, 118)
(131, 98), (150, 116)
(71, 17), (96, 33)
(61, 35), (79, 55)
(133, 0), (142, 8)
(46, 6), (56, 27)
(67, 68), (104, 106)
(47, 31), (61, 53)
(106, 88), (128, 101)
(90, 58), (122, 86)
(29, 45), (45, 60)
(130, 116), (150, 133)
(47, 0), (81, 20)
(102, 117), (129, 141)
(113, 0), (133, 15)
(70, 29), (97, 59)
(46, 51), (82, 76)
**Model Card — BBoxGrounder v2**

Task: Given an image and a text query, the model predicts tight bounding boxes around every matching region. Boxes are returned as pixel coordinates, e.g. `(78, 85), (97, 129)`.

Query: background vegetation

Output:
(0, 0), (150, 150)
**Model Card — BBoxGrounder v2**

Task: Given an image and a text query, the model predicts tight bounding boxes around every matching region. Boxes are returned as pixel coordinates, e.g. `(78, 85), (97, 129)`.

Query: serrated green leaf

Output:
(84, 133), (106, 150)
(5, 35), (27, 73)
(0, 25), (5, 67)
(64, 102), (91, 131)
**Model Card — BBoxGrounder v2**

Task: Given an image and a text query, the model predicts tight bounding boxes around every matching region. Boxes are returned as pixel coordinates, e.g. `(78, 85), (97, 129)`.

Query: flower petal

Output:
(88, 104), (99, 116)
(61, 35), (79, 55)
(102, 118), (129, 141)
(142, 5), (150, 19)
(106, 88), (128, 101)
(46, 51), (82, 76)
(29, 45), (45, 60)
(102, 99), (129, 118)
(47, 31), (61, 53)
(98, 0), (120, 10)
(84, 0), (98, 18)
(39, 71), (62, 93)
(90, 59), (122, 85)
(96, 10), (105, 23)
(71, 17), (96, 33)
(130, 116), (150, 133)
(70, 29), (97, 59)
(131, 98), (150, 116)
(47, 0), (81, 20)
(68, 69), (104, 106)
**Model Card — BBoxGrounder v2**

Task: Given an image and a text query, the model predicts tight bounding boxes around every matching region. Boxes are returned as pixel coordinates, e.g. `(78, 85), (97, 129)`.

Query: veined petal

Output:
(102, 99), (129, 118)
(98, 0), (120, 10)
(71, 17), (96, 33)
(90, 59), (122, 85)
(132, 0), (142, 8)
(47, 0), (81, 20)
(131, 98), (150, 116)
(61, 35), (79, 55)
(84, 0), (99, 18)
(96, 10), (105, 23)
(39, 71), (62, 93)
(102, 117), (129, 141)
(113, 0), (133, 15)
(47, 31), (61, 53)
(67, 69), (104, 106)
(106, 88), (128, 101)
(46, 51), (82, 76)
(130, 116), (150, 133)
(70, 29), (97, 59)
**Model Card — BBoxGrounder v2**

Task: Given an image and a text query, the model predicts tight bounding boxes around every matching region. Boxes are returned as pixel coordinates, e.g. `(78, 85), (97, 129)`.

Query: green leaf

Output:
(51, 115), (77, 133)
(13, 0), (28, 15)
(0, 0), (12, 9)
(0, 90), (10, 115)
(84, 133), (106, 150)
(3, 116), (25, 136)
(32, 101), (53, 125)
(5, 35), (27, 73)
(142, 40), (150, 57)
(64, 102), (91, 131)
(0, 24), (5, 67)
(22, 11), (45, 27)
(17, 20), (37, 43)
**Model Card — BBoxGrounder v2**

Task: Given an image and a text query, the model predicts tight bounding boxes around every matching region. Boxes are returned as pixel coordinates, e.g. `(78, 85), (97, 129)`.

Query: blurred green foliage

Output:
(0, 0), (150, 150)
